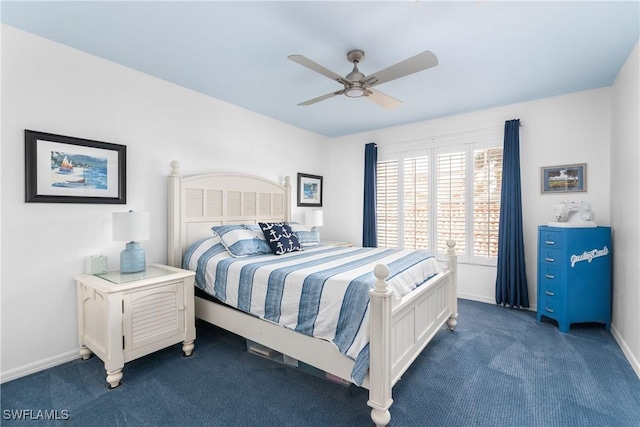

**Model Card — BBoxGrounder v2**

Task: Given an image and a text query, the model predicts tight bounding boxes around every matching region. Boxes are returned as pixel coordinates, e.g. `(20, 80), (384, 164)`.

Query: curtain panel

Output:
(363, 142), (377, 247)
(495, 119), (530, 308)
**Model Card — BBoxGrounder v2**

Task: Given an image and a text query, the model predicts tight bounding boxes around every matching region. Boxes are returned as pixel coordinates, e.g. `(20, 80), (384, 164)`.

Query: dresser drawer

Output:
(539, 297), (558, 317)
(539, 281), (560, 299)
(540, 229), (563, 250)
(539, 263), (560, 283)
(539, 248), (561, 266)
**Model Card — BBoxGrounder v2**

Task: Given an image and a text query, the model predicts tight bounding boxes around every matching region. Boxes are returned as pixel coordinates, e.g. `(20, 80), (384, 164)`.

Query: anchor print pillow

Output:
(259, 222), (303, 255)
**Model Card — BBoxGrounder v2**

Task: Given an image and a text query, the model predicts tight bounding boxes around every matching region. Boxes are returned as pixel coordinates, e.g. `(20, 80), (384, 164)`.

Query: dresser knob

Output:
(545, 274), (555, 279)
(178, 305), (185, 311)
(545, 257), (555, 262)
(545, 240), (555, 245)
(545, 308), (554, 313)
(545, 291), (555, 296)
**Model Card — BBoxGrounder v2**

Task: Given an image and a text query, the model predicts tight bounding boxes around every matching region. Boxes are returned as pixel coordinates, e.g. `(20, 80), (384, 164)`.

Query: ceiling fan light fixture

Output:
(344, 86), (366, 98)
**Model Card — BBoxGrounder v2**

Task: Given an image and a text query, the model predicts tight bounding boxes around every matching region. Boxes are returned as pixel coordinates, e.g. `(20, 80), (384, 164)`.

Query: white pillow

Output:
(212, 225), (272, 257)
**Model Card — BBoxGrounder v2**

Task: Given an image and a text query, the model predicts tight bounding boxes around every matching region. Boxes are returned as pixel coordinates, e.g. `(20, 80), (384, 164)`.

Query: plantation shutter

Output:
(436, 151), (466, 255)
(376, 160), (399, 248)
(473, 147), (503, 259)
(403, 156), (429, 249)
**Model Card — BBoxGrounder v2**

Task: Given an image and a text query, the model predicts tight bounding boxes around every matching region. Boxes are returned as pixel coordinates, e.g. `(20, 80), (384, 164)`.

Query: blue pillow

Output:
(288, 222), (319, 246)
(259, 222), (303, 255)
(295, 231), (320, 245)
(212, 225), (272, 257)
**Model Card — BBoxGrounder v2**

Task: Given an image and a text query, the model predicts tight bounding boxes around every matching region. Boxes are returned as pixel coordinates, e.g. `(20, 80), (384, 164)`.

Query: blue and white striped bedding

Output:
(184, 238), (442, 385)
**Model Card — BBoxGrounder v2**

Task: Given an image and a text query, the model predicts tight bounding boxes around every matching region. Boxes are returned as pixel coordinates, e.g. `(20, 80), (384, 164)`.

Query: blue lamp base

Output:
(120, 242), (146, 273)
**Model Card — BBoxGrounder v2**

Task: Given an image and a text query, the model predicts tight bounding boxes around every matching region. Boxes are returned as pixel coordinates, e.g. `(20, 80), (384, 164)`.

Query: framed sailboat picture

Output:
(25, 130), (126, 204)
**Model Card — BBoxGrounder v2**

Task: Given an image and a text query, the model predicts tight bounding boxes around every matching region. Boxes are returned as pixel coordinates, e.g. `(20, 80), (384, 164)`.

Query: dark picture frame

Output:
(297, 173), (323, 207)
(541, 163), (587, 194)
(25, 130), (126, 204)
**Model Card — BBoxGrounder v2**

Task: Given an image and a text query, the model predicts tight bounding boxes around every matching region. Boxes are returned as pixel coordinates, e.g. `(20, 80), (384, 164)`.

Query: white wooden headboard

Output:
(167, 161), (291, 267)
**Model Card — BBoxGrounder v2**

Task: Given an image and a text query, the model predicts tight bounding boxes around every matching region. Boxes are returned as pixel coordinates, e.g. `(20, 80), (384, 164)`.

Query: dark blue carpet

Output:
(2, 299), (639, 426)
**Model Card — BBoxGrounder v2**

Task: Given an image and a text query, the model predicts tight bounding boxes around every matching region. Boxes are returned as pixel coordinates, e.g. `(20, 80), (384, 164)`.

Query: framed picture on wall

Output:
(541, 163), (587, 194)
(25, 130), (127, 203)
(297, 173), (323, 207)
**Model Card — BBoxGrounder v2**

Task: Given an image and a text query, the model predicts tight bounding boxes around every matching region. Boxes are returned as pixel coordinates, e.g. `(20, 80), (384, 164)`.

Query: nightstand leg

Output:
(106, 368), (123, 389)
(182, 340), (195, 357)
(79, 345), (93, 360)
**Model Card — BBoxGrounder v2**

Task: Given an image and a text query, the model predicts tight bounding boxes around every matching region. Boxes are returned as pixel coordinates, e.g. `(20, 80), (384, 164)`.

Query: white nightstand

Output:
(75, 264), (196, 388)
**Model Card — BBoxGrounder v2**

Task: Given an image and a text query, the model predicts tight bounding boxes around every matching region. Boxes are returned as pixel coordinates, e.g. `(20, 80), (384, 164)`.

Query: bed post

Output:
(283, 176), (291, 223)
(167, 161), (182, 268)
(445, 239), (458, 330)
(368, 264), (393, 427)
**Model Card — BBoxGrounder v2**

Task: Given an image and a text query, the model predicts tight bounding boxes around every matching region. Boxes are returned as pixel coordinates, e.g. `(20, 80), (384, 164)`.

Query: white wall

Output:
(324, 88), (613, 307)
(0, 25), (328, 381)
(610, 41), (640, 378)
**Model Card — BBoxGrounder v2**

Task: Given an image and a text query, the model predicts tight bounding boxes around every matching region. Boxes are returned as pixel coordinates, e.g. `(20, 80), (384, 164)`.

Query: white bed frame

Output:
(167, 161), (458, 427)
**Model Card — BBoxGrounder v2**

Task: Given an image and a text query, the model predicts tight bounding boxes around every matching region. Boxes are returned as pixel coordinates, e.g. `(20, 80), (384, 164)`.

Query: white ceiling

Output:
(2, 1), (639, 138)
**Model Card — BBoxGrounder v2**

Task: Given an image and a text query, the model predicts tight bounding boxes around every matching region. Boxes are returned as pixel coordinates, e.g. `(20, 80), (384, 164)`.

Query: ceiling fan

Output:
(288, 49), (438, 109)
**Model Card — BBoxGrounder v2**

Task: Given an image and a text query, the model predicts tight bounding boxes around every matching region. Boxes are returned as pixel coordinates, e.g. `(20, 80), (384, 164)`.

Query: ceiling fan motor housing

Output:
(345, 50), (367, 97)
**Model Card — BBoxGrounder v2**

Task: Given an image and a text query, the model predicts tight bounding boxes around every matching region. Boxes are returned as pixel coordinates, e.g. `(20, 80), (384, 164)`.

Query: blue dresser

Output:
(536, 226), (612, 332)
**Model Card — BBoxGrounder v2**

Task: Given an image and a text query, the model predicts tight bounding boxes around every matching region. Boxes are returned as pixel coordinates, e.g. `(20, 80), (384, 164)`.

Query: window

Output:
(403, 156), (429, 249)
(376, 160), (398, 248)
(473, 147), (503, 261)
(376, 135), (503, 265)
(436, 150), (466, 256)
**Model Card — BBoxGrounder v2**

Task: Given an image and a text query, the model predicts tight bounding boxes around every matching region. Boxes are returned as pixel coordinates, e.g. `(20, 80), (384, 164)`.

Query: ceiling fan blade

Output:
(364, 88), (402, 110)
(365, 50), (438, 87)
(288, 55), (351, 85)
(298, 90), (345, 106)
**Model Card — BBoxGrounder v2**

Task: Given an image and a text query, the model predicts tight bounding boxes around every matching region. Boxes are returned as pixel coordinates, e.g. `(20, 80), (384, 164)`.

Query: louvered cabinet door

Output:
(122, 281), (185, 359)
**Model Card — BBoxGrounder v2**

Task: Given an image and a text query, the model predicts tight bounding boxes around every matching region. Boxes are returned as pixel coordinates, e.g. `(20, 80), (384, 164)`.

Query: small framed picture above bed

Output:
(297, 173), (323, 207)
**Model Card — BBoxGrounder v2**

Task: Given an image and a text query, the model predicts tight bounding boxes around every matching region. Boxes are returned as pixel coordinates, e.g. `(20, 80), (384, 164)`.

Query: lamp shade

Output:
(305, 210), (324, 228)
(113, 211), (150, 242)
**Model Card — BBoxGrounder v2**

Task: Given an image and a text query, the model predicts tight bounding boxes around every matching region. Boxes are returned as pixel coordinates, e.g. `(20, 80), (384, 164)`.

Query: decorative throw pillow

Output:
(212, 225), (272, 257)
(288, 222), (320, 246)
(259, 222), (303, 255)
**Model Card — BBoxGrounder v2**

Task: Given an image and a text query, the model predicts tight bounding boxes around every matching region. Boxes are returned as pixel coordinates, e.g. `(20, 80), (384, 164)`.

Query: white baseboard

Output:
(0, 350), (79, 384)
(611, 324), (640, 380)
(457, 293), (537, 312)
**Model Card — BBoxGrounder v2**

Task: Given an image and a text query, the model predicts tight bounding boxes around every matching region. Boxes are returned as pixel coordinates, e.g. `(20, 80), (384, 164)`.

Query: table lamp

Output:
(305, 209), (324, 242)
(113, 210), (150, 273)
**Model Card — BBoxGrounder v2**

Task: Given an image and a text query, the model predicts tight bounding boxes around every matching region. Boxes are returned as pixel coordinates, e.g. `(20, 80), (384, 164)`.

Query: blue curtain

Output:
(363, 143), (377, 247)
(495, 119), (529, 308)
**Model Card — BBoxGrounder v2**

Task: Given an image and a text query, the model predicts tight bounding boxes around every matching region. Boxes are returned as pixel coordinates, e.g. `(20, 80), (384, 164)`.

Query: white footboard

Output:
(368, 241), (457, 427)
